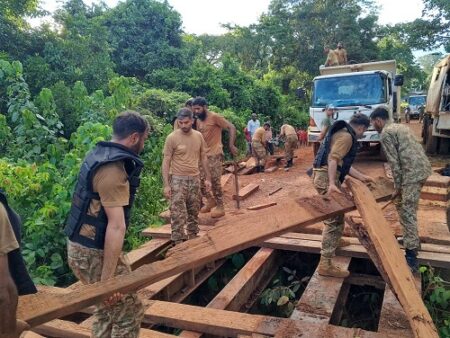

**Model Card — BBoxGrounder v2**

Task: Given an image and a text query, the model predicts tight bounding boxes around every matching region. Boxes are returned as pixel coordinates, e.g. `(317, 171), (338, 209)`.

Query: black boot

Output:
(255, 165), (261, 173)
(405, 249), (419, 273)
(288, 159), (293, 167)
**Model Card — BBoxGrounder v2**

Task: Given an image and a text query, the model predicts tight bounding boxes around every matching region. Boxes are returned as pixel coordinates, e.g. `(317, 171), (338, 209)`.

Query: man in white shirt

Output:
(247, 113), (260, 138)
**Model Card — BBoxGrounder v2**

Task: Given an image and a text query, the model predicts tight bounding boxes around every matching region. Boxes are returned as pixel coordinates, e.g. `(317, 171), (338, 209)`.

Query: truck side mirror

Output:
(394, 75), (404, 86)
(296, 87), (306, 99)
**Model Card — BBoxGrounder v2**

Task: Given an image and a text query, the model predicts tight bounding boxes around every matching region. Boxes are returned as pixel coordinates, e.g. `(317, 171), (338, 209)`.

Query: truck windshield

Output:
(312, 73), (386, 107)
(408, 96), (426, 105)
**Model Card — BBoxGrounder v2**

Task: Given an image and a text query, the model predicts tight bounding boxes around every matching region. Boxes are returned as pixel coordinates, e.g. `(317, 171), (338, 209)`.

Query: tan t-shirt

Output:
(79, 161), (130, 239)
(328, 129), (353, 167)
(196, 111), (229, 156)
(280, 124), (296, 136)
(163, 129), (206, 176)
(335, 48), (347, 65)
(0, 203), (19, 255)
(252, 127), (266, 143)
(325, 50), (339, 67)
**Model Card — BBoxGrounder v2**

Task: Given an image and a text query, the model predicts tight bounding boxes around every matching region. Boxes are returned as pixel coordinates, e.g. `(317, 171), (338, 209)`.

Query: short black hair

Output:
(192, 97), (208, 107)
(264, 122), (271, 127)
(349, 113), (370, 128)
(113, 111), (149, 139)
(370, 107), (389, 121)
(177, 108), (193, 120)
(185, 98), (194, 107)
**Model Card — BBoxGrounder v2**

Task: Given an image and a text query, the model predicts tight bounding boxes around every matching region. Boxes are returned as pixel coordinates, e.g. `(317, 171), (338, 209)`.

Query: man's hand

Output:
(392, 189), (401, 199)
(328, 183), (342, 195)
(103, 292), (123, 308)
(229, 145), (238, 157)
(163, 186), (171, 199)
(361, 175), (375, 184)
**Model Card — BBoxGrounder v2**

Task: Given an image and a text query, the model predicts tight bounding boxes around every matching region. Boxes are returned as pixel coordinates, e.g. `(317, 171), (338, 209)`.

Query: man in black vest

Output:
(65, 111), (149, 338)
(0, 191), (36, 337)
(312, 113), (373, 278)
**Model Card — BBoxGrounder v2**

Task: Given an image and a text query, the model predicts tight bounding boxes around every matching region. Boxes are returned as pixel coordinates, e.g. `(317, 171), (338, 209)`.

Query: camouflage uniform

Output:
(252, 141), (267, 167)
(381, 123), (432, 250)
(285, 134), (298, 162)
(200, 154), (224, 208)
(312, 169), (343, 258)
(67, 241), (144, 338)
(170, 175), (201, 241)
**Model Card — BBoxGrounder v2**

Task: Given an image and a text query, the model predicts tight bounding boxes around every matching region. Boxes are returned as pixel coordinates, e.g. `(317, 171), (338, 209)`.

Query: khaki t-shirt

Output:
(163, 129), (206, 176)
(196, 111), (229, 156)
(325, 50), (339, 67)
(0, 203), (19, 255)
(335, 48), (347, 65)
(280, 124), (296, 136)
(328, 129), (353, 167)
(79, 161), (130, 239)
(252, 127), (266, 143)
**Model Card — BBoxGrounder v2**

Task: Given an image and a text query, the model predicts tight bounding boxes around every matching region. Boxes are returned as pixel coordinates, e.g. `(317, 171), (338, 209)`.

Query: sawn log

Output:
(17, 177), (393, 328)
(346, 178), (438, 338)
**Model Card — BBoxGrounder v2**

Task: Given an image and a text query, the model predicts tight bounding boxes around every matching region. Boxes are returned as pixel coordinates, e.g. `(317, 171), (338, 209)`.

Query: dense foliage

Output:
(0, 0), (448, 333)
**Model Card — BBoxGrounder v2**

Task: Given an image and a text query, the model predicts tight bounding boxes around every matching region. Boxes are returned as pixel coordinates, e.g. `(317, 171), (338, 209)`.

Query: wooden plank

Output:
(346, 178), (438, 338)
(17, 178), (393, 327)
(247, 202), (277, 211)
(34, 319), (175, 338)
(233, 183), (259, 200)
(221, 173), (233, 188)
(264, 166), (278, 173)
(262, 235), (450, 269)
(23, 332), (45, 338)
(144, 300), (395, 337)
(239, 166), (257, 175)
(141, 224), (211, 239)
(290, 256), (351, 323)
(127, 238), (172, 269)
(179, 248), (279, 338)
(268, 187), (282, 196)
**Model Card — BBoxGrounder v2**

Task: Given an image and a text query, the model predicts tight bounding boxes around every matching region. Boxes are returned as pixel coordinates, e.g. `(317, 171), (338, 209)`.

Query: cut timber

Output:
(145, 300), (395, 337)
(17, 178), (393, 328)
(268, 187), (282, 196)
(346, 178), (438, 338)
(290, 256), (351, 323)
(239, 166), (257, 175)
(264, 166), (278, 173)
(142, 224), (211, 239)
(247, 202), (277, 211)
(221, 173), (233, 188)
(34, 319), (176, 338)
(179, 248), (279, 338)
(233, 183), (259, 200)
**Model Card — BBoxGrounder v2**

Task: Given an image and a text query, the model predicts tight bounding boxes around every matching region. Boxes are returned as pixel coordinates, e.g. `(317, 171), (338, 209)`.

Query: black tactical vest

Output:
(313, 120), (358, 183)
(64, 142), (144, 249)
(0, 191), (37, 295)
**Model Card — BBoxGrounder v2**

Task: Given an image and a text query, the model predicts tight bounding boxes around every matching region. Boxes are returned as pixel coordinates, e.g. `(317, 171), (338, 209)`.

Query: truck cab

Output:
(407, 94), (426, 119)
(308, 60), (401, 144)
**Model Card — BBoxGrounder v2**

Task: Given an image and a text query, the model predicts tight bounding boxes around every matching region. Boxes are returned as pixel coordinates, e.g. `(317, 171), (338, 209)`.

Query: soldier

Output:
(192, 97), (238, 218)
(252, 123), (270, 172)
(280, 123), (298, 168)
(65, 111), (149, 338)
(162, 108), (211, 245)
(370, 107), (432, 272)
(313, 113), (373, 278)
(319, 104), (336, 142)
(0, 190), (36, 338)
(335, 42), (348, 65)
(324, 47), (339, 67)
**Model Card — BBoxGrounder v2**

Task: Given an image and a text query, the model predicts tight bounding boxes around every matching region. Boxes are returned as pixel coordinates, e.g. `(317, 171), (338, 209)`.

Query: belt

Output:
(171, 175), (199, 180)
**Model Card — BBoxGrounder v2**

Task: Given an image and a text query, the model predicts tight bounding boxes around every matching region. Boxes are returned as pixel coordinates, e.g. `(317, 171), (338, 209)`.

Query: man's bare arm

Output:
(349, 167), (373, 182)
(327, 159), (341, 194)
(0, 255), (18, 335)
(101, 207), (126, 282)
(226, 120), (238, 156)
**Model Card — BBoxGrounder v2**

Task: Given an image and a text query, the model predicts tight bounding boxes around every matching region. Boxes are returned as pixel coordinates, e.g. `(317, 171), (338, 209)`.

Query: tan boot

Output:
(200, 198), (216, 213)
(210, 206), (225, 218)
(317, 256), (350, 278)
(338, 238), (351, 247)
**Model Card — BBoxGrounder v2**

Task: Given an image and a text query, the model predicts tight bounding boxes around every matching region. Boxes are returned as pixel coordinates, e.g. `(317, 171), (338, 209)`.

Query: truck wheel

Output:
(425, 124), (438, 154)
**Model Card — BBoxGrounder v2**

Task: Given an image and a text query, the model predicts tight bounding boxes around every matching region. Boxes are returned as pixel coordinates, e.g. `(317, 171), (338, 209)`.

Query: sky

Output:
(34, 0), (426, 35)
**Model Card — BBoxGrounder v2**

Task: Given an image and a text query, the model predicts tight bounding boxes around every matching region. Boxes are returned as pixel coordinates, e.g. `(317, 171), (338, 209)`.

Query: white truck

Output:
(407, 94), (426, 119)
(307, 60), (403, 147)
(422, 54), (450, 154)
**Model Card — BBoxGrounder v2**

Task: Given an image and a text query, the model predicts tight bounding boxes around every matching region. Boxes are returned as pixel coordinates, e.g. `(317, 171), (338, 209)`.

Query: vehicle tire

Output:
(425, 124), (438, 154)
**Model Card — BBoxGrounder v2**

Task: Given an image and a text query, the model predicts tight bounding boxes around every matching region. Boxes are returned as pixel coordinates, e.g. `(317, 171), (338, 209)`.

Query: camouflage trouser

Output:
(394, 182), (424, 250)
(67, 241), (144, 338)
(200, 154), (224, 208)
(313, 169), (344, 258)
(285, 134), (298, 162)
(170, 175), (201, 241)
(252, 141), (267, 166)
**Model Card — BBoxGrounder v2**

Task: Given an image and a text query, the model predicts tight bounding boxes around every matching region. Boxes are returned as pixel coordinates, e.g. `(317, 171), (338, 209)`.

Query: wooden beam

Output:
(179, 248), (279, 338)
(346, 178), (438, 338)
(247, 202), (277, 211)
(233, 183), (259, 200)
(220, 173), (233, 188)
(290, 256), (351, 323)
(17, 178), (393, 327)
(144, 300), (396, 337)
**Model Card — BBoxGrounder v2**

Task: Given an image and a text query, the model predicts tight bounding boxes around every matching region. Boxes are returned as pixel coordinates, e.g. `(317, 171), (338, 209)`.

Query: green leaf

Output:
(277, 295), (289, 306)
